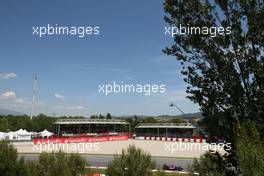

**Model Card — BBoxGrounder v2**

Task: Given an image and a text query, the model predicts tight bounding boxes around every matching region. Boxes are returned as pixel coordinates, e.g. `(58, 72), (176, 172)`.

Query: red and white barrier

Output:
(33, 135), (128, 144)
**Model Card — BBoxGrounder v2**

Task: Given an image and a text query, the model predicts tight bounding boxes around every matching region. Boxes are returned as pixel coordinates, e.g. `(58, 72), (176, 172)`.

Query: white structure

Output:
(40, 129), (53, 138)
(30, 74), (37, 120)
(14, 129), (32, 140)
(0, 132), (6, 140)
(5, 131), (18, 140)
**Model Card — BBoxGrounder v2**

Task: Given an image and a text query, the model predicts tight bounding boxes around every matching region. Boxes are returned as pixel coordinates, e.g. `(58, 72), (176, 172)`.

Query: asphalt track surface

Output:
(18, 154), (194, 170)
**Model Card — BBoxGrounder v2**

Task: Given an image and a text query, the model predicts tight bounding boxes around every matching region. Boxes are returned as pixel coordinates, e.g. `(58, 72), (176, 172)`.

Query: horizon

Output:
(0, 108), (202, 118)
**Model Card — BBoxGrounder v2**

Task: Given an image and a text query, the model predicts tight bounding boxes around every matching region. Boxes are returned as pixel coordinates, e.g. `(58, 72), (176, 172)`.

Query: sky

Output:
(0, 0), (199, 116)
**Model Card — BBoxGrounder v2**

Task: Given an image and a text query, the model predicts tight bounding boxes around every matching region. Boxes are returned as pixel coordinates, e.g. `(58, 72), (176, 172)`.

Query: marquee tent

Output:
(0, 132), (6, 140)
(14, 129), (32, 140)
(40, 129), (53, 138)
(5, 131), (17, 140)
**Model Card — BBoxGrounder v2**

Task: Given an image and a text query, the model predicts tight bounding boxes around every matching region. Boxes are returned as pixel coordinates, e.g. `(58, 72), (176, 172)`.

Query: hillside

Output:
(0, 109), (24, 116)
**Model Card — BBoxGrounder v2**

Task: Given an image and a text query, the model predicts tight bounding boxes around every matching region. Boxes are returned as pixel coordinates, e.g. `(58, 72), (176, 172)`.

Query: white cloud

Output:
(53, 105), (85, 110)
(0, 90), (47, 116)
(69, 105), (85, 110)
(1, 91), (16, 99)
(0, 91), (31, 109)
(54, 93), (65, 101)
(0, 73), (16, 80)
(51, 104), (89, 117)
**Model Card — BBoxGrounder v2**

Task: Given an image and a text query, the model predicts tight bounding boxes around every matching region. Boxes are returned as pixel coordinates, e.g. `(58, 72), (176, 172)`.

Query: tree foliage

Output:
(235, 121), (264, 176)
(0, 140), (86, 176)
(0, 114), (55, 132)
(106, 144), (155, 176)
(192, 152), (227, 176)
(0, 140), (27, 176)
(163, 0), (264, 174)
(30, 151), (86, 176)
(0, 117), (9, 132)
(163, 0), (264, 137)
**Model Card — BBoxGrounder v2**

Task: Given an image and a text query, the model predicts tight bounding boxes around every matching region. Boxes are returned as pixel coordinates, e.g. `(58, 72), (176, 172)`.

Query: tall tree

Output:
(163, 0), (264, 168)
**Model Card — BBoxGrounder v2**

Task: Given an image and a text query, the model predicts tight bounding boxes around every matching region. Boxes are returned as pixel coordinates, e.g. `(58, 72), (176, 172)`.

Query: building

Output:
(54, 118), (130, 138)
(135, 123), (196, 138)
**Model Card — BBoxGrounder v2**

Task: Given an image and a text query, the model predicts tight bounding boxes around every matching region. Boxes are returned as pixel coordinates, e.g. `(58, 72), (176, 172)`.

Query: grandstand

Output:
(135, 123), (196, 138)
(54, 119), (129, 138)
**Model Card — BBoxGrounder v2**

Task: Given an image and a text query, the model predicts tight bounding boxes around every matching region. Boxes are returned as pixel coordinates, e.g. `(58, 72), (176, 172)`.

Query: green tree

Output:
(67, 153), (87, 176)
(90, 115), (98, 119)
(170, 118), (186, 123)
(163, 0), (264, 169)
(36, 151), (86, 176)
(106, 113), (112, 119)
(236, 121), (264, 176)
(0, 117), (9, 132)
(106, 144), (155, 176)
(24, 160), (40, 176)
(0, 140), (27, 176)
(192, 152), (227, 176)
(99, 114), (104, 119)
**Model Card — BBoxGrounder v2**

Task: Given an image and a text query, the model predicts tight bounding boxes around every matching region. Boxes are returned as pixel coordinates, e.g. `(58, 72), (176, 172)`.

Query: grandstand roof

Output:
(54, 119), (129, 125)
(135, 123), (196, 129)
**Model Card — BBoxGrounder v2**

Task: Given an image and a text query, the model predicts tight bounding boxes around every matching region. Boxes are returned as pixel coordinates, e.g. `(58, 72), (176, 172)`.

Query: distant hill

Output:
(115, 112), (203, 119)
(154, 112), (203, 119)
(167, 112), (203, 119)
(0, 109), (24, 116)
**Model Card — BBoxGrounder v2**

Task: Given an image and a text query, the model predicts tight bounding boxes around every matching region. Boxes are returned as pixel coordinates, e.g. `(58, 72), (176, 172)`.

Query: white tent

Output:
(40, 129), (53, 138)
(14, 129), (32, 140)
(14, 129), (25, 134)
(0, 132), (6, 140)
(5, 131), (18, 140)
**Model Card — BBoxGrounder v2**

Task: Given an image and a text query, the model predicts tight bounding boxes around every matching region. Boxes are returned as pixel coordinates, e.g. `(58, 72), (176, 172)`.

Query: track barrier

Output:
(33, 135), (128, 144)
(138, 136), (206, 143)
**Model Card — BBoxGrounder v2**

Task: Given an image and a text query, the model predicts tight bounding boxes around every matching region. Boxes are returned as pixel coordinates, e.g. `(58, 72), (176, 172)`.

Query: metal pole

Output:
(128, 124), (130, 137)
(30, 74), (37, 120)
(57, 124), (60, 137)
(169, 103), (185, 114)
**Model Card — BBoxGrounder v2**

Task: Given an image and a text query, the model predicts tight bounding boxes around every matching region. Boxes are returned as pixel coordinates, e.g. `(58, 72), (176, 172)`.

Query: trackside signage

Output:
(33, 135), (128, 144)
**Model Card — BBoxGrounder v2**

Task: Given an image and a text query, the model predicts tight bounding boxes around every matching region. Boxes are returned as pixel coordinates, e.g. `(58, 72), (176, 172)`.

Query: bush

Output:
(106, 144), (155, 176)
(191, 152), (226, 176)
(0, 140), (27, 176)
(236, 121), (264, 176)
(33, 151), (86, 176)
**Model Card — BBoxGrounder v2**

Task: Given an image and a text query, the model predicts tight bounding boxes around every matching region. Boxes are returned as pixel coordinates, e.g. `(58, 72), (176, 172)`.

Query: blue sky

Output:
(0, 0), (199, 116)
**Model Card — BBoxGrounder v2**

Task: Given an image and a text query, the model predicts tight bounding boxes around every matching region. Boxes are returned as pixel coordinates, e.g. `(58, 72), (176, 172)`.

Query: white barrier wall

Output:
(135, 136), (207, 143)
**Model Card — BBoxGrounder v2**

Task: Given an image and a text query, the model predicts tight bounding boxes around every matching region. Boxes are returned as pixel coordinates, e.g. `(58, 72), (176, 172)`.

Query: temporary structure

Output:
(14, 129), (32, 140)
(40, 129), (53, 138)
(0, 132), (6, 140)
(5, 131), (18, 140)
